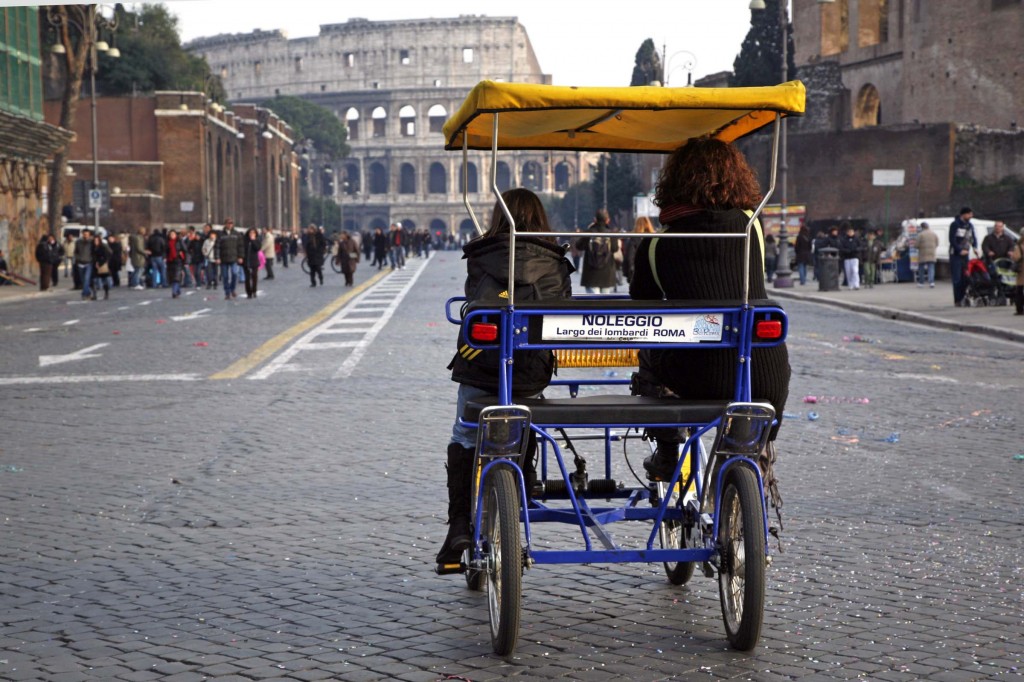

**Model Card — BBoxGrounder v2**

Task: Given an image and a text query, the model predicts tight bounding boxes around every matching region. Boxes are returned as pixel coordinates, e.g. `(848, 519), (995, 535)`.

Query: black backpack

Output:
(587, 237), (612, 269)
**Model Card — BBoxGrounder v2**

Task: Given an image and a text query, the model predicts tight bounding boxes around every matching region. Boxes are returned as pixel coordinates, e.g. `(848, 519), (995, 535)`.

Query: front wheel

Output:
(330, 256), (344, 274)
(717, 465), (766, 651)
(659, 517), (696, 586)
(484, 466), (523, 656)
(300, 257), (310, 275)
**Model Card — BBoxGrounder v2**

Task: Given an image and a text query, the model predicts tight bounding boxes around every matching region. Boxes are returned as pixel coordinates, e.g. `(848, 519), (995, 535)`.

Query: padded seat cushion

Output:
(464, 394), (729, 426)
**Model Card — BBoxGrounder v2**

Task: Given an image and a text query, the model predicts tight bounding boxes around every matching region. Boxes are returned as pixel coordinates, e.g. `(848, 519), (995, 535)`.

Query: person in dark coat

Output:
(242, 228), (262, 299)
(303, 224), (326, 287)
(436, 188), (574, 571)
(794, 226), (813, 285)
(90, 234), (113, 300)
(106, 234), (124, 287)
(337, 231), (360, 286)
(35, 235), (57, 290)
(629, 137), (790, 509)
(574, 208), (619, 293)
(372, 227), (388, 270)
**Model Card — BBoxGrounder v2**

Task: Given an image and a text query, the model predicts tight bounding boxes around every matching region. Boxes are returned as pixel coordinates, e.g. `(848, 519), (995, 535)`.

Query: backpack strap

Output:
(647, 237), (665, 297)
(648, 211), (766, 297)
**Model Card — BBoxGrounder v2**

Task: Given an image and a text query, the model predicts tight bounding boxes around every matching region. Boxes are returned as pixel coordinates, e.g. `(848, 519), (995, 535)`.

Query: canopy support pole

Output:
(742, 114), (780, 305)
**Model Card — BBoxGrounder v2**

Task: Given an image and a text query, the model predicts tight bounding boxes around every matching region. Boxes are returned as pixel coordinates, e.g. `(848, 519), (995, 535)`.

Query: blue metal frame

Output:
(455, 295), (787, 570)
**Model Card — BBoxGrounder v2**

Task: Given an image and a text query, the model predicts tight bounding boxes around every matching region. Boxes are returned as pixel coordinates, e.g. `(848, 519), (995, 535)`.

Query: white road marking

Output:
(39, 343), (110, 368)
(250, 254), (431, 380)
(63, 319), (80, 326)
(0, 373), (201, 386)
(170, 307), (212, 322)
(138, 300), (155, 306)
(24, 328), (43, 333)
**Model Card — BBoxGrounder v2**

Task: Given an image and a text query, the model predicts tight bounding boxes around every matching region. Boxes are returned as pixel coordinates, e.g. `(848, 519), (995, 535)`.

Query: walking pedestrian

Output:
(838, 222), (862, 290)
(129, 227), (147, 289)
(106, 234), (124, 287)
(217, 218), (242, 299)
(35, 235), (57, 290)
(303, 223), (326, 287)
(167, 229), (186, 298)
(242, 227), (261, 298)
(915, 222), (939, 287)
(1010, 236), (1024, 316)
(73, 228), (95, 300)
(145, 227), (168, 288)
(575, 208), (619, 294)
(261, 228), (276, 280)
(337, 230), (360, 286)
(794, 225), (813, 285)
(90, 233), (113, 300)
(949, 207), (977, 306)
(202, 230), (219, 289)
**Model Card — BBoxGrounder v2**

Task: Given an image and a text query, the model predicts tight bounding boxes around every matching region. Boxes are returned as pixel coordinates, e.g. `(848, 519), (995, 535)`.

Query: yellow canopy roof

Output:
(444, 80), (805, 154)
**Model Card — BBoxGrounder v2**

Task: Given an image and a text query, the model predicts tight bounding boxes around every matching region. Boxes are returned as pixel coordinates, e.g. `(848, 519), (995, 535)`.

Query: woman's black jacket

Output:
(449, 233), (573, 397)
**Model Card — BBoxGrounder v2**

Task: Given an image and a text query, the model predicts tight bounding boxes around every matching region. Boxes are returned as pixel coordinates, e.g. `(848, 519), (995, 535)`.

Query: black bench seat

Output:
(464, 394), (729, 427)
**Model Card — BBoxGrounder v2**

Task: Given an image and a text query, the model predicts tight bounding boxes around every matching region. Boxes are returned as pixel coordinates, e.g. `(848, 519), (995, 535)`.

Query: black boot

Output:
(436, 443), (474, 568)
(643, 440), (680, 481)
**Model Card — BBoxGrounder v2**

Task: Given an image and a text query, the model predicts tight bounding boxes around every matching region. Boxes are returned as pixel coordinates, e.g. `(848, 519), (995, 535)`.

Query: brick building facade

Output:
(735, 0), (1024, 230)
(187, 17), (596, 237)
(44, 92), (299, 234)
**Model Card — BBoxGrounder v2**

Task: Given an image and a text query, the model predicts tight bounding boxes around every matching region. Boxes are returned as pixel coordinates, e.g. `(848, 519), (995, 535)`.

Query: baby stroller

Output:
(990, 258), (1016, 305)
(962, 258), (1003, 307)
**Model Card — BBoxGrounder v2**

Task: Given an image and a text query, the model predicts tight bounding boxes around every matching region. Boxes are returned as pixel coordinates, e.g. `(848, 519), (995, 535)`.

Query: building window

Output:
(399, 49), (411, 65)
(428, 104), (447, 133)
(372, 82), (380, 90)
(428, 162), (447, 194)
(399, 163), (416, 194)
(220, 66), (228, 79)
(463, 47), (474, 63)
(345, 52), (354, 67)
(321, 84), (327, 92)
(858, 0), (889, 47)
(274, 88), (280, 96)
(295, 57), (303, 72)
(399, 105), (416, 137)
(821, 0), (850, 56)
(372, 106), (387, 137)
(434, 79), (442, 87)
(254, 60), (262, 76)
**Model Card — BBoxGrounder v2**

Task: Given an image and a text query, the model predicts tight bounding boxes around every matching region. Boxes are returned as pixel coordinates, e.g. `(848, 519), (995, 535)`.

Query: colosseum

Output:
(187, 16), (594, 238)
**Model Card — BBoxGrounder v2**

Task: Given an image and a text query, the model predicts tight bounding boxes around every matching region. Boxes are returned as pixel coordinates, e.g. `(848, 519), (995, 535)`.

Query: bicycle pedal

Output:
(434, 562), (466, 576)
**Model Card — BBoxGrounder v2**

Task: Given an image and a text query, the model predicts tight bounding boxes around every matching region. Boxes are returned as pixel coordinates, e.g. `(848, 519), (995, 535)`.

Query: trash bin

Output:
(817, 247), (840, 291)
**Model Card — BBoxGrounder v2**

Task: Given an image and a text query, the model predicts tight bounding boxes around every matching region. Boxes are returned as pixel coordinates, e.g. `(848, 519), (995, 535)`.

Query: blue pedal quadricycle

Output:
(441, 80), (804, 655)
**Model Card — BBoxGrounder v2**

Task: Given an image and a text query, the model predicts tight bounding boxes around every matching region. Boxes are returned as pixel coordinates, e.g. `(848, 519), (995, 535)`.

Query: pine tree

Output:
(630, 38), (663, 86)
(730, 0), (797, 87)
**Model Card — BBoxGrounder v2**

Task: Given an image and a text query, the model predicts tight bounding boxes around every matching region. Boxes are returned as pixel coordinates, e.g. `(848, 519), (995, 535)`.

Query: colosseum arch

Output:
(459, 162), (478, 193)
(399, 163), (416, 194)
(428, 162), (447, 194)
(371, 106), (387, 138)
(343, 163), (360, 194)
(345, 107), (360, 141)
(369, 161), (388, 194)
(399, 105), (416, 137)
(853, 83), (881, 128)
(554, 161), (572, 192)
(428, 104), (448, 134)
(496, 161), (511, 192)
(521, 160), (543, 192)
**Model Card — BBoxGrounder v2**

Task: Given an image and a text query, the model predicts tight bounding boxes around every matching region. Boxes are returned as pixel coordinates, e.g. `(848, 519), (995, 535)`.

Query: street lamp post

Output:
(751, 0), (833, 288)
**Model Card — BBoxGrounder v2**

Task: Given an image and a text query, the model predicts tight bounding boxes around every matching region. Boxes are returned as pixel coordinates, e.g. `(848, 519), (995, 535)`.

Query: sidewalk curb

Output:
(0, 287), (68, 306)
(771, 290), (1024, 344)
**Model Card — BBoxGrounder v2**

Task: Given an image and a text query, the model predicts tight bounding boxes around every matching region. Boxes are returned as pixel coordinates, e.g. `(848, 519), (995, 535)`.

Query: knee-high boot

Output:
(436, 443), (475, 566)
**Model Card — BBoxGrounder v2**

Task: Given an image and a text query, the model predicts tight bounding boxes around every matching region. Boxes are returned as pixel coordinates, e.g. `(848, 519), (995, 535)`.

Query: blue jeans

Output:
(205, 260), (218, 286)
(797, 262), (808, 285)
(451, 385), (491, 449)
(917, 261), (935, 285)
(150, 256), (167, 288)
(77, 263), (93, 298)
(221, 263), (238, 294)
(585, 286), (616, 294)
(128, 266), (141, 288)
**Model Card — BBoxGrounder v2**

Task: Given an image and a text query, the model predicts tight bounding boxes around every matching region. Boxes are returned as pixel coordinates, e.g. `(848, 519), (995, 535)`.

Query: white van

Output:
(898, 218), (1018, 262)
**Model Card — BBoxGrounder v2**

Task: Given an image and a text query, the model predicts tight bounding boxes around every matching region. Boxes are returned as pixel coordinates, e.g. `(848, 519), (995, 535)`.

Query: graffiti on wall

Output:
(0, 184), (46, 278)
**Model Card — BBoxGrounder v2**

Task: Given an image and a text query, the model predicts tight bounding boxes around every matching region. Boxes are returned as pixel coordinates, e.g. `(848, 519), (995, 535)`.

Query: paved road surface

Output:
(1, 254), (1022, 681)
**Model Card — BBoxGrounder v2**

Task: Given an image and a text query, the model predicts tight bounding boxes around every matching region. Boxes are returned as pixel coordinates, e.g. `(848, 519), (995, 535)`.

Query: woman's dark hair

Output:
(484, 188), (551, 238)
(654, 136), (762, 211)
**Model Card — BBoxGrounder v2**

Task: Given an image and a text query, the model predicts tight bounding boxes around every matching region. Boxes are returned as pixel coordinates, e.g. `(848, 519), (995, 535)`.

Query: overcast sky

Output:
(163, 0), (754, 87)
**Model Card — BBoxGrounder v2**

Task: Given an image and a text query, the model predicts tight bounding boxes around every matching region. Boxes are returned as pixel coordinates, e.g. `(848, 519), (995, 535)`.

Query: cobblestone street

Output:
(1, 253), (1022, 681)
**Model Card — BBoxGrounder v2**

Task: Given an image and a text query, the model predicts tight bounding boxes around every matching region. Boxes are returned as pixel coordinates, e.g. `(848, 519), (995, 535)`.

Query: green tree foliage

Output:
(550, 182), (597, 231)
(96, 4), (224, 101)
(591, 154), (642, 226)
(262, 96), (351, 160)
(730, 0), (797, 87)
(300, 189), (340, 231)
(630, 38), (663, 86)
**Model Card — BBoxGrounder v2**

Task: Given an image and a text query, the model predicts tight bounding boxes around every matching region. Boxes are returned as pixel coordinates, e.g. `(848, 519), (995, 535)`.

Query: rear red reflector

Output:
(755, 320), (783, 340)
(470, 323), (499, 342)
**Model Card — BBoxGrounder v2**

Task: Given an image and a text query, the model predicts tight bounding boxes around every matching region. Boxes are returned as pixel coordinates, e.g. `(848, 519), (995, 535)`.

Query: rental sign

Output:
(541, 313), (724, 343)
